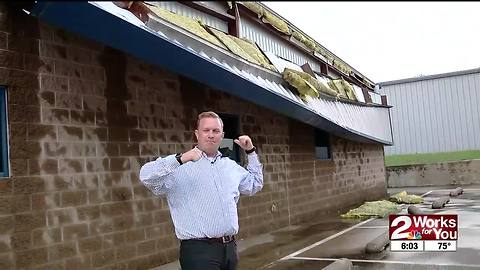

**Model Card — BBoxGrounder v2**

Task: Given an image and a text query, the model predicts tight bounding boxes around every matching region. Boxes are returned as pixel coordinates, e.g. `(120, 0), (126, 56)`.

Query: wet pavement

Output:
(260, 185), (480, 270)
(154, 185), (480, 270)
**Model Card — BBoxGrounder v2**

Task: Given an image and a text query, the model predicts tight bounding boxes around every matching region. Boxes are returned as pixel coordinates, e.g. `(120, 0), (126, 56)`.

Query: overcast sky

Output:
(262, 2), (480, 83)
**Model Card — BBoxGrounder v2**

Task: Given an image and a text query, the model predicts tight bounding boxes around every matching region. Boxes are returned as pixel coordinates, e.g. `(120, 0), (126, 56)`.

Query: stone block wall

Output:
(387, 159), (480, 187)
(0, 4), (387, 269)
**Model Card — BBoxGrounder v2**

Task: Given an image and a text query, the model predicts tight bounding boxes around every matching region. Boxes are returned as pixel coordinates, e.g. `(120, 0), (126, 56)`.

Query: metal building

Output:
(378, 68), (480, 155)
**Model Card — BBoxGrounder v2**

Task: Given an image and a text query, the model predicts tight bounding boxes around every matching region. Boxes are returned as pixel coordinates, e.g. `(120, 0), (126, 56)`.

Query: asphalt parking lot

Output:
(155, 185), (480, 270)
(262, 186), (480, 270)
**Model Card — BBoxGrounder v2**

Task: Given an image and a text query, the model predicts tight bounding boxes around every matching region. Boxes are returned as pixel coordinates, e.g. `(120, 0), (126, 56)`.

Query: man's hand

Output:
(180, 147), (203, 163)
(234, 135), (254, 151)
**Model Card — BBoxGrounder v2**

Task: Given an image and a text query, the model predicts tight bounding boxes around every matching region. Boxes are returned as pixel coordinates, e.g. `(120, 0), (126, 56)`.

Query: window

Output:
(219, 113), (240, 162)
(0, 87), (8, 177)
(315, 129), (331, 160)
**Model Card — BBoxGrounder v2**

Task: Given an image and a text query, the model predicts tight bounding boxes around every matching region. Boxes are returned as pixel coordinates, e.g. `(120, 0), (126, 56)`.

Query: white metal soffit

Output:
(90, 2), (393, 144)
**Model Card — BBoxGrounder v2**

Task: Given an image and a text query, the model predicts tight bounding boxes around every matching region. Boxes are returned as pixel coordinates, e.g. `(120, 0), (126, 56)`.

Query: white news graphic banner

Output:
(391, 240), (424, 252)
(424, 240), (457, 252)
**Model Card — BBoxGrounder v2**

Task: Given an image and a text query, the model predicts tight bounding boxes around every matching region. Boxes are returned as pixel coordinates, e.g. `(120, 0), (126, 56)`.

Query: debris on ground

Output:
(432, 197), (450, 209)
(407, 205), (425, 215)
(341, 200), (400, 219)
(389, 191), (424, 204)
(449, 187), (463, 197)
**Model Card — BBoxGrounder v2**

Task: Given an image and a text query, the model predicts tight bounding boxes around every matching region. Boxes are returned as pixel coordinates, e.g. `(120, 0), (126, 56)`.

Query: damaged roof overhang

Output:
(29, 1), (393, 145)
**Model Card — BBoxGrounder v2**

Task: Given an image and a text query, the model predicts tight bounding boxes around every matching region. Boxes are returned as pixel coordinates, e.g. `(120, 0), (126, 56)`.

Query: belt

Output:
(185, 235), (235, 244)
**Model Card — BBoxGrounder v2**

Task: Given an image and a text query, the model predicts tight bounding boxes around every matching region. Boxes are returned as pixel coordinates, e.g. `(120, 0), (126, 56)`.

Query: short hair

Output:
(196, 111), (224, 129)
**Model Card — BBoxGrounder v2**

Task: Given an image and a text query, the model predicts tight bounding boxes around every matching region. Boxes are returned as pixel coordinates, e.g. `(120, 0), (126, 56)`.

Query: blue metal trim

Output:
(0, 87), (8, 177)
(29, 2), (392, 145)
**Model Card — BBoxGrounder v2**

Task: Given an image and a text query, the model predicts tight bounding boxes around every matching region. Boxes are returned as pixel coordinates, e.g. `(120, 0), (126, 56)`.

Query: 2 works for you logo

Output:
(389, 215), (458, 241)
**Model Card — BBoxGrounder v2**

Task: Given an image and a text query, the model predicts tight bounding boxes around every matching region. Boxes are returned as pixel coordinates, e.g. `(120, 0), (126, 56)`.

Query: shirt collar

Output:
(199, 149), (222, 159)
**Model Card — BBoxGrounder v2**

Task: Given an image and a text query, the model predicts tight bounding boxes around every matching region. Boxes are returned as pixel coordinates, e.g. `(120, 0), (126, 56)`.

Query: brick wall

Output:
(0, 4), (387, 269)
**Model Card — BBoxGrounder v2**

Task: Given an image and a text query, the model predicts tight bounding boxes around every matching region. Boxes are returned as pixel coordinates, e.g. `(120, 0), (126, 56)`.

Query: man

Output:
(139, 111), (263, 270)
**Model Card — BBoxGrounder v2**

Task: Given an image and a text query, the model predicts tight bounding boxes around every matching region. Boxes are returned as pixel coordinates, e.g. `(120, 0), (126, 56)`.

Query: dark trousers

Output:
(179, 239), (238, 270)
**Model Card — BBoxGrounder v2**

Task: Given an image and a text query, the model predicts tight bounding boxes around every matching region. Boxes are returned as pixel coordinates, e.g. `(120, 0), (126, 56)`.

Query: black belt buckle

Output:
(221, 235), (234, 243)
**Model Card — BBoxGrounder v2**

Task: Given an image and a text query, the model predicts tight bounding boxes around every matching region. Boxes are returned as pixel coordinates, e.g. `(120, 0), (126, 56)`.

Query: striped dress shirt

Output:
(139, 151), (263, 240)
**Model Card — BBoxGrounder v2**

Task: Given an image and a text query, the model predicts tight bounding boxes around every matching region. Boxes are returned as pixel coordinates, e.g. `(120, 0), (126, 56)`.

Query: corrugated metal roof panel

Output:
(239, 17), (322, 74)
(32, 1), (392, 145)
(352, 85), (366, 103)
(147, 1), (229, 32)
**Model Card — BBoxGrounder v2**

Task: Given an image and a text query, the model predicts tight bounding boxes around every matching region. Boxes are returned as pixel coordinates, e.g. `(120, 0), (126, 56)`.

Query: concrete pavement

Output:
(153, 184), (480, 270)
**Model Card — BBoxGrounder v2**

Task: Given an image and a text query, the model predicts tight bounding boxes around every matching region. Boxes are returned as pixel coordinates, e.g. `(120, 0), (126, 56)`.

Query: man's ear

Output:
(194, 130), (199, 140)
(221, 131), (225, 139)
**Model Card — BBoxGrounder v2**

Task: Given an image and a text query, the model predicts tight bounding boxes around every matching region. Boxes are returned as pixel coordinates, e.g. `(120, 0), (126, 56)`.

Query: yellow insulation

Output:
(241, 2), (264, 17)
(262, 11), (291, 35)
(147, 5), (226, 49)
(231, 37), (277, 71)
(287, 69), (338, 97)
(292, 30), (306, 43)
(148, 3), (370, 98)
(341, 200), (400, 219)
(328, 79), (348, 98)
(340, 78), (358, 101)
(208, 27), (259, 64)
(283, 68), (319, 100)
(389, 191), (424, 204)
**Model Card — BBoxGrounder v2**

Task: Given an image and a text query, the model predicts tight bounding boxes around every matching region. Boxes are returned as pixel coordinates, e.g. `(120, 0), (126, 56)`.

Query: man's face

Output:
(195, 117), (224, 154)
